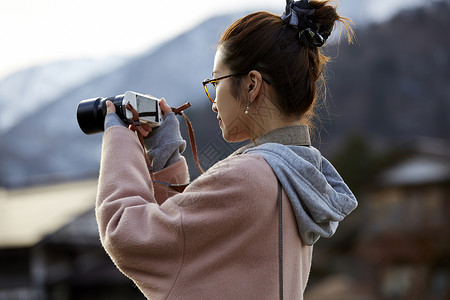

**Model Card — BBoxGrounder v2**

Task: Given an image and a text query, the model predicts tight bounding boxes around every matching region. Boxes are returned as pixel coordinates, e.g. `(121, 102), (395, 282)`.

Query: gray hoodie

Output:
(233, 125), (358, 246)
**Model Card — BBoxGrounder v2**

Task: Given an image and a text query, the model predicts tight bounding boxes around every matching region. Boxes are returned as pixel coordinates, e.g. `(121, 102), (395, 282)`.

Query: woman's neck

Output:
(250, 115), (303, 142)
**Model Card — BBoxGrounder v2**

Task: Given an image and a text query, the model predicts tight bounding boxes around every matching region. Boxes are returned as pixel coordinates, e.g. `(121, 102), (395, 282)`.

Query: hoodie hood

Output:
(232, 125), (357, 246)
(245, 143), (357, 245)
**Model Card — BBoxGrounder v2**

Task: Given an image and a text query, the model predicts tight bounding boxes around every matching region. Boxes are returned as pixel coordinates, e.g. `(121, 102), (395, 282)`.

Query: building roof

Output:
(380, 154), (449, 186)
(0, 179), (97, 248)
(376, 137), (450, 186)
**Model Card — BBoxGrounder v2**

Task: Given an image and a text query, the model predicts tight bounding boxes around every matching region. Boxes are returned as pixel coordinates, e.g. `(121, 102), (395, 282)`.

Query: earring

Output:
(245, 97), (250, 114)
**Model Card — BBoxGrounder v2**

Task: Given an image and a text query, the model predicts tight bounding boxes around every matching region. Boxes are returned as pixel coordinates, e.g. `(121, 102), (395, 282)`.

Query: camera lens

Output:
(76, 95), (124, 134)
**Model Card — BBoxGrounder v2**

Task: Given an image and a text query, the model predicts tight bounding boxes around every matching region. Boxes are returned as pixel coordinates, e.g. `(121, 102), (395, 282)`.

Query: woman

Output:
(97, 0), (357, 299)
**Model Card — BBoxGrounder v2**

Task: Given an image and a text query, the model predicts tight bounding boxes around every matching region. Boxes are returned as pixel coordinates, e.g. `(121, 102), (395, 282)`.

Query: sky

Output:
(0, 0), (423, 80)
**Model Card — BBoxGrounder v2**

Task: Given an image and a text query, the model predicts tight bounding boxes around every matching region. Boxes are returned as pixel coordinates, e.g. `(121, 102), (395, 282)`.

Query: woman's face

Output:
(211, 47), (250, 142)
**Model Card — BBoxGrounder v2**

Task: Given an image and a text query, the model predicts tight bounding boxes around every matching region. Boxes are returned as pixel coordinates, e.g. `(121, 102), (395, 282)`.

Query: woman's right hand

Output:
(106, 100), (116, 114)
(104, 100), (126, 130)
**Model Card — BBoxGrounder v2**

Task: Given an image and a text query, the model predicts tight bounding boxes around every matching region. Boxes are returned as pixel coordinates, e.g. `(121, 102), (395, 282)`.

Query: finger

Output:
(159, 98), (172, 116)
(106, 100), (116, 114)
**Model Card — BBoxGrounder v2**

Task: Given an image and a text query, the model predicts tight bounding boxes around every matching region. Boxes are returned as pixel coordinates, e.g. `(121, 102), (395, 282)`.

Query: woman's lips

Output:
(217, 117), (222, 127)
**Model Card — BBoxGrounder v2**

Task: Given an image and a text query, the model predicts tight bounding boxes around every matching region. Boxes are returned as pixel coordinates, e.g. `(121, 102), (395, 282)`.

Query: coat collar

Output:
(231, 124), (311, 156)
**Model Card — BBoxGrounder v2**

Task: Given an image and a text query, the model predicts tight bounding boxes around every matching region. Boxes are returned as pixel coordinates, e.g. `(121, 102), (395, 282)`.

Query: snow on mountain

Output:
(0, 14), (239, 188)
(0, 57), (126, 133)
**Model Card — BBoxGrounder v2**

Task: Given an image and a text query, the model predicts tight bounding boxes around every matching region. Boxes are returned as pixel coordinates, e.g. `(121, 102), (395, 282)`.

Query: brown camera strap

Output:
(171, 103), (204, 175)
(125, 101), (203, 192)
(125, 102), (152, 167)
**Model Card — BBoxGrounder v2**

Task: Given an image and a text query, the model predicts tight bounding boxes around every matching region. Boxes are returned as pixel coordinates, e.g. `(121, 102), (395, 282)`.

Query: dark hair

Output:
(219, 0), (354, 124)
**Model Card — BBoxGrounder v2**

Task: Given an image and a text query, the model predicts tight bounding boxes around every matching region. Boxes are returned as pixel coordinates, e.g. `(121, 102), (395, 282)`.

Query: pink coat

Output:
(96, 126), (312, 299)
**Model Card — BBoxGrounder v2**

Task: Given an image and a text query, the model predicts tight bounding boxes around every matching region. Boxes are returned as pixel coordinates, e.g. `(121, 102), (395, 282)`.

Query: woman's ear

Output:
(247, 70), (263, 103)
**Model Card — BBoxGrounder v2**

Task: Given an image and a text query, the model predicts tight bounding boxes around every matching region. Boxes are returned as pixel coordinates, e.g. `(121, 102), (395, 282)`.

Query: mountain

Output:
(0, 57), (126, 134)
(0, 14), (240, 188)
(0, 0), (428, 130)
(323, 1), (450, 147)
(1, 2), (449, 188)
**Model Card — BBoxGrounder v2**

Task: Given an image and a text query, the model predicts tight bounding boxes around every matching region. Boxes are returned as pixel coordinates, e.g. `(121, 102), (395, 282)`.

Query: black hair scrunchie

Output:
(281, 0), (326, 48)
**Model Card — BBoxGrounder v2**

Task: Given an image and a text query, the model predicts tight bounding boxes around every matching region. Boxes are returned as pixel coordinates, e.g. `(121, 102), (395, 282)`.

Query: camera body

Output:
(77, 91), (162, 134)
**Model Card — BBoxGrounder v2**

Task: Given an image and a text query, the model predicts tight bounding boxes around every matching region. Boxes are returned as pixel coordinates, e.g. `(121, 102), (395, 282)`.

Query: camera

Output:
(76, 91), (162, 134)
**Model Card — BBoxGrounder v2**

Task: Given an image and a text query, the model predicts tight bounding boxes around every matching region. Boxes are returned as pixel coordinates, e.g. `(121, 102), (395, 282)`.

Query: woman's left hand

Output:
(159, 98), (172, 116)
(144, 97), (186, 172)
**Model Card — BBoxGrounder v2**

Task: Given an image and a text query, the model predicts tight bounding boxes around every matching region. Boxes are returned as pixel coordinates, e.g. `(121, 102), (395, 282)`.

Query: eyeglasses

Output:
(202, 73), (244, 103)
(202, 73), (271, 103)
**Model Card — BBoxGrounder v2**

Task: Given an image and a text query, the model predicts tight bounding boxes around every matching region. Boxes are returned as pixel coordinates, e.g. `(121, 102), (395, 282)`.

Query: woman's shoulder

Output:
(189, 153), (276, 191)
(180, 153), (278, 211)
(214, 153), (273, 177)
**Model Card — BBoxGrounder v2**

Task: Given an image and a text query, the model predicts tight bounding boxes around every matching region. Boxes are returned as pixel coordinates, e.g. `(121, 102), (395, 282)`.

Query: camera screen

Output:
(136, 95), (159, 123)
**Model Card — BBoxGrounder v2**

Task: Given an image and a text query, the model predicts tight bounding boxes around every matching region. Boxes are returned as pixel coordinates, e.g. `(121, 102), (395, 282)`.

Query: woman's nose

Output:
(212, 102), (218, 113)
